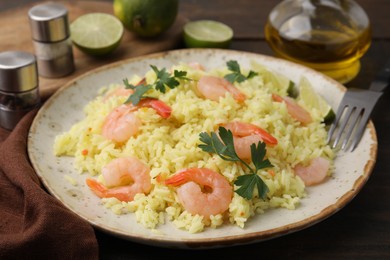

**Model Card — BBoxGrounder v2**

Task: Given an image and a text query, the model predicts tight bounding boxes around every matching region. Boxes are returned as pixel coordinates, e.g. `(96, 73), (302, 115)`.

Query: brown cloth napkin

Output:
(0, 110), (99, 259)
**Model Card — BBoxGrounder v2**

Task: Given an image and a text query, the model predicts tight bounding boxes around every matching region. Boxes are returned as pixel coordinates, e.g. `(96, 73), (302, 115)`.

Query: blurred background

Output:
(1, 0), (389, 88)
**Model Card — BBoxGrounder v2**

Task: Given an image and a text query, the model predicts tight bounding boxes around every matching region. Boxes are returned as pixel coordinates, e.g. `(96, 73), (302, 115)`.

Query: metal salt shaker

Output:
(28, 2), (74, 78)
(0, 51), (40, 130)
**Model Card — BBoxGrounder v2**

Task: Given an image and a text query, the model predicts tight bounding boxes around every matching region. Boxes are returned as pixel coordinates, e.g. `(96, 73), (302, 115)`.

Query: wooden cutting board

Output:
(0, 1), (186, 99)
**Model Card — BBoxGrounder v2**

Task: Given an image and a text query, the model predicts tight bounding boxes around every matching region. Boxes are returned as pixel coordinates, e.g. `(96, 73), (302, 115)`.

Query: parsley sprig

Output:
(224, 60), (258, 83)
(199, 126), (273, 200)
(123, 79), (152, 105)
(123, 65), (190, 105)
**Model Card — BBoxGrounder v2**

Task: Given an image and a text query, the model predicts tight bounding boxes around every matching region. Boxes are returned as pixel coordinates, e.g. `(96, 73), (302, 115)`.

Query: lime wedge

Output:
(298, 77), (335, 124)
(70, 13), (124, 56)
(183, 20), (233, 48)
(251, 61), (297, 97)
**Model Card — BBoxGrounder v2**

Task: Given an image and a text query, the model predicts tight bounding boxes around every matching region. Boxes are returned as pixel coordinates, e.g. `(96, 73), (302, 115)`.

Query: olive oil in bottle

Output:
(265, 0), (371, 84)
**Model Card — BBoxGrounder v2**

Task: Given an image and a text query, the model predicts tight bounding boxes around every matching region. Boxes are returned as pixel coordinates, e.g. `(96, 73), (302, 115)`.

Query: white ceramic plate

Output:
(28, 49), (377, 248)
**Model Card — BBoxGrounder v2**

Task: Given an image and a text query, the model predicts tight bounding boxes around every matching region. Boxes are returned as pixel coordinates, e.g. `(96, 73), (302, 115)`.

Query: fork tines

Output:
(327, 89), (383, 152)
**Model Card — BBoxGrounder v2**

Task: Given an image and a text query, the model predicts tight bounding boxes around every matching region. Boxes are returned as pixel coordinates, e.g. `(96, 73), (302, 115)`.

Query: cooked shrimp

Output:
(294, 157), (330, 186)
(86, 157), (152, 202)
(103, 78), (146, 101)
(137, 98), (172, 119)
(165, 168), (233, 218)
(102, 105), (140, 143)
(197, 75), (246, 102)
(102, 98), (172, 143)
(223, 121), (278, 160)
(272, 93), (312, 125)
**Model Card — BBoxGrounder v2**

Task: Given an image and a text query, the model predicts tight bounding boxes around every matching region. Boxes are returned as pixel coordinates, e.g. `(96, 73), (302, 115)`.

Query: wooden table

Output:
(2, 0), (389, 259)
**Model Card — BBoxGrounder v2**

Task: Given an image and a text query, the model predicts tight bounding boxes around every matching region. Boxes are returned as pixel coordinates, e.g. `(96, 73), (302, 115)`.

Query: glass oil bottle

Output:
(265, 0), (371, 84)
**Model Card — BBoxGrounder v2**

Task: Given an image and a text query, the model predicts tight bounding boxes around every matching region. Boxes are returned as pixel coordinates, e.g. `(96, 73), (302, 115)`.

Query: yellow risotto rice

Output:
(53, 61), (334, 233)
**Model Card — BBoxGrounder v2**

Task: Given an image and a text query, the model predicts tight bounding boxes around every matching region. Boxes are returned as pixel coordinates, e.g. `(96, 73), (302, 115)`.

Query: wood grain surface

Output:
(0, 0), (185, 99)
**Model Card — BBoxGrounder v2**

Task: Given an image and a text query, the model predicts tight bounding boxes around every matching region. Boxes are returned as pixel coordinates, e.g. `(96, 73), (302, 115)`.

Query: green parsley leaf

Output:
(124, 65), (190, 105)
(250, 142), (273, 171)
(124, 84), (152, 105)
(199, 127), (240, 162)
(235, 174), (269, 200)
(174, 70), (191, 80)
(227, 60), (240, 72)
(224, 73), (246, 84)
(246, 70), (258, 80)
(287, 80), (298, 98)
(198, 132), (215, 153)
(224, 60), (258, 83)
(151, 65), (171, 93)
(122, 78), (151, 105)
(151, 65), (189, 93)
(198, 126), (272, 200)
(123, 78), (136, 89)
(123, 78), (152, 105)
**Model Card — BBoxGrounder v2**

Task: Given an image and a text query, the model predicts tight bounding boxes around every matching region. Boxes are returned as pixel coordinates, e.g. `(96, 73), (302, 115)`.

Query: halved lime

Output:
(298, 77), (335, 124)
(70, 13), (124, 56)
(183, 20), (233, 48)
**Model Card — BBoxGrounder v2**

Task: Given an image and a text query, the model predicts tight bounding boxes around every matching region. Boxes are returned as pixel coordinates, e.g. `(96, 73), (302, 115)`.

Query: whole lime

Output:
(113, 0), (179, 37)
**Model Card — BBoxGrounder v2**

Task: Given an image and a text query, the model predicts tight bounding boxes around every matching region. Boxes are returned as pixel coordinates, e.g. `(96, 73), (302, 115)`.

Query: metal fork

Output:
(327, 59), (390, 152)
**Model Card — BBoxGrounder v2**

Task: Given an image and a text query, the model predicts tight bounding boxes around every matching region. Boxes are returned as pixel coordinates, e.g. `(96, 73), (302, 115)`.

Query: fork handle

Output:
(369, 59), (390, 92)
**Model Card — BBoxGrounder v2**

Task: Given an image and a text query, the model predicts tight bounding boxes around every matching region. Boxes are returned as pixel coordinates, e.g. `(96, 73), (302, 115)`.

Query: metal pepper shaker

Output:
(0, 51), (40, 130)
(28, 2), (74, 78)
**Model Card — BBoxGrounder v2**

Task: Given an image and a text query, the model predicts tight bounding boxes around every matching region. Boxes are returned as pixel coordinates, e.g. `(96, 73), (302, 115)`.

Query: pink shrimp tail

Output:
(252, 126), (278, 146)
(138, 98), (172, 118)
(271, 93), (284, 103)
(86, 178), (136, 202)
(224, 82), (246, 102)
(165, 170), (190, 186)
(86, 178), (107, 198)
(224, 121), (278, 146)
